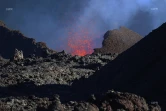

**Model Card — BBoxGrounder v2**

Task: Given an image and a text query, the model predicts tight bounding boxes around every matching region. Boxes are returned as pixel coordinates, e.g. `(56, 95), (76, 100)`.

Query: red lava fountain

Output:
(67, 27), (94, 56)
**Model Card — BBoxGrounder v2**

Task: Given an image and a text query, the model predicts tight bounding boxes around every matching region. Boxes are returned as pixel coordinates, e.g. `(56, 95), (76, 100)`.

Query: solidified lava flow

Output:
(67, 27), (94, 56)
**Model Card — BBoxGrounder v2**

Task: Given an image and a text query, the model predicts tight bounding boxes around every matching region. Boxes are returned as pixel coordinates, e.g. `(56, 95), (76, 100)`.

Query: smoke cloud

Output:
(75, 0), (166, 36)
(0, 0), (166, 53)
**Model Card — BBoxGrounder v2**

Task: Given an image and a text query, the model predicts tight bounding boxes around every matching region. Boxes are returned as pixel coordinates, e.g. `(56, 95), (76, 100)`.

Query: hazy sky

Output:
(0, 0), (166, 53)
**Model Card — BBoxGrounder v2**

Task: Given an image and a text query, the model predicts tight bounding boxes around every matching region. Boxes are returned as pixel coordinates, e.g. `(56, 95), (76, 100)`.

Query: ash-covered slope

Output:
(0, 21), (56, 59)
(93, 27), (142, 54)
(85, 22), (166, 109)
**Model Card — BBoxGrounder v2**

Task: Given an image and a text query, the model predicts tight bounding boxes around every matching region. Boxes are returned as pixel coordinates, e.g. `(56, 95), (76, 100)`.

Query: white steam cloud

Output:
(75, 0), (165, 34)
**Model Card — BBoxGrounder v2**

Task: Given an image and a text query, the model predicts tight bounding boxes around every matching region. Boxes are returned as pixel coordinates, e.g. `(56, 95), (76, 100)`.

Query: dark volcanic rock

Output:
(93, 27), (142, 54)
(0, 90), (160, 111)
(0, 50), (160, 110)
(81, 22), (166, 109)
(94, 90), (161, 111)
(0, 51), (116, 110)
(0, 21), (56, 59)
(74, 102), (99, 111)
(0, 51), (114, 87)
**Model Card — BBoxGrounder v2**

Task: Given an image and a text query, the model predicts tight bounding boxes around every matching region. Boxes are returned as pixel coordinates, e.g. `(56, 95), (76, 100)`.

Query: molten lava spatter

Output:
(67, 27), (94, 56)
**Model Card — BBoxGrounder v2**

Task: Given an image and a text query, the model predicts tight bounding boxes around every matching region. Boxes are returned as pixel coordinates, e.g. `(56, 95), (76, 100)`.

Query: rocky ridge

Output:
(0, 21), (56, 59)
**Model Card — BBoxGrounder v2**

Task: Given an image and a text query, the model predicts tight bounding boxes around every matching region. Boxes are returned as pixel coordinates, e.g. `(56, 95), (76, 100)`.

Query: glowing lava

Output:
(67, 27), (94, 56)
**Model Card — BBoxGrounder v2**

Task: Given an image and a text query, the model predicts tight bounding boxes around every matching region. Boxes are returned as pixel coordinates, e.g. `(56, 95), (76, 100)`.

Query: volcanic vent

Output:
(67, 25), (142, 56)
(67, 27), (94, 56)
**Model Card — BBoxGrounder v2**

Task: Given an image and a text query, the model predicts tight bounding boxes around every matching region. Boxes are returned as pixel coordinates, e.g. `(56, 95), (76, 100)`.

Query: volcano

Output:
(0, 20), (162, 111)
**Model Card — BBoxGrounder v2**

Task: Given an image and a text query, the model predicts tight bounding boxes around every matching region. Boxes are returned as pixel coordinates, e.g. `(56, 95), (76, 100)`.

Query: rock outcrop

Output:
(11, 49), (24, 61)
(93, 27), (142, 54)
(0, 21), (56, 59)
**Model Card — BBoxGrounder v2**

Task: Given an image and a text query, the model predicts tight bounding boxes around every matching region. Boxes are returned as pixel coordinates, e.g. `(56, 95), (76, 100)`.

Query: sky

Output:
(0, 0), (166, 54)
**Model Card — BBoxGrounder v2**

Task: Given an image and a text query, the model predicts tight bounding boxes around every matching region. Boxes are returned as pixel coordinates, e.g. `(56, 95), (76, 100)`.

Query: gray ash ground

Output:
(0, 51), (160, 111)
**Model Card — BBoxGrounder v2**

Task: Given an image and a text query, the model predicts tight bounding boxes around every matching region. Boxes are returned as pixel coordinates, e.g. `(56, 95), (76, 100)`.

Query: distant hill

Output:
(93, 26), (142, 54)
(0, 21), (56, 59)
